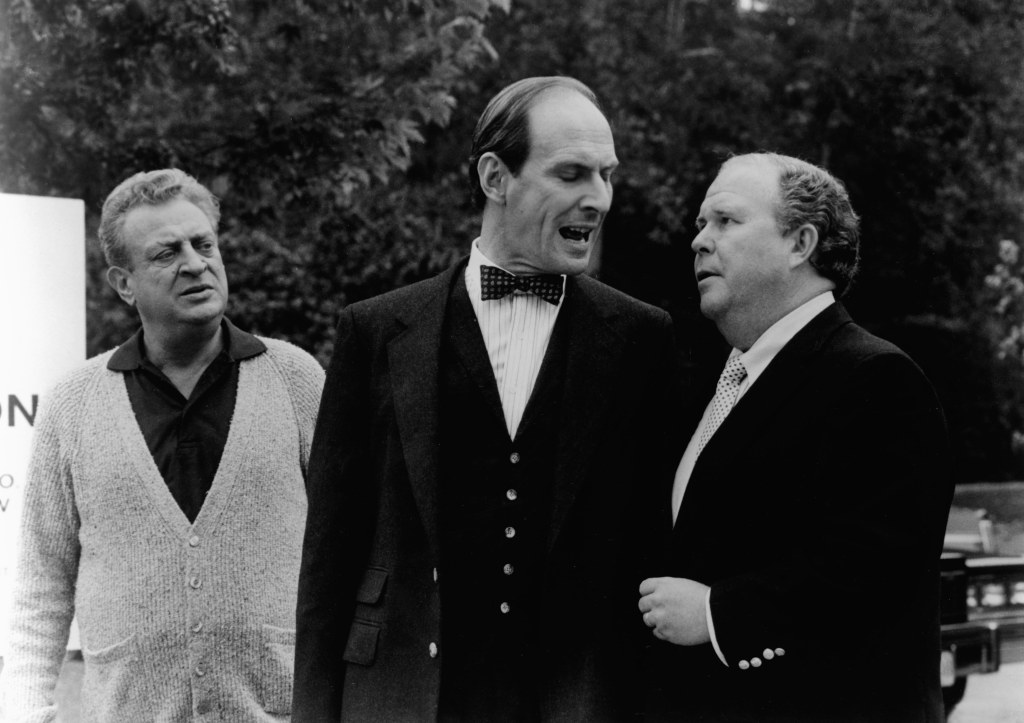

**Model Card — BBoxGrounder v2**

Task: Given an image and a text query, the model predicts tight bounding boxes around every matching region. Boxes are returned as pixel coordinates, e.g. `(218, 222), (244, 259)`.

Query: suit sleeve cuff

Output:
(706, 588), (728, 667)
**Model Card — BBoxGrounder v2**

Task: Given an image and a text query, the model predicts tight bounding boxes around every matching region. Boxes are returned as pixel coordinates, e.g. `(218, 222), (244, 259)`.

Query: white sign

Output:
(0, 193), (86, 655)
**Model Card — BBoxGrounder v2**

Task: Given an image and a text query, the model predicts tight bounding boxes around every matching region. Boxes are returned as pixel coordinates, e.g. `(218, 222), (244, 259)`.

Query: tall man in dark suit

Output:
(294, 76), (681, 721)
(638, 153), (953, 722)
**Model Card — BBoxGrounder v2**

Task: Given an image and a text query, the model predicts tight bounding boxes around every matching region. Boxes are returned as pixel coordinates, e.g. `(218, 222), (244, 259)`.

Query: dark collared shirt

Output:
(107, 319), (266, 522)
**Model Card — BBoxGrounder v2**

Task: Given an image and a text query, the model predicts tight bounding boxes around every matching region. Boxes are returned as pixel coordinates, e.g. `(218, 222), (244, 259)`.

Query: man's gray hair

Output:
(99, 169), (220, 269)
(731, 153), (861, 296)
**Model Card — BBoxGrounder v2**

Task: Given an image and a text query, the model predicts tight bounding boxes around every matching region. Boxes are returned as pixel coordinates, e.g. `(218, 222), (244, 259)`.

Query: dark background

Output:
(2, 0), (1023, 482)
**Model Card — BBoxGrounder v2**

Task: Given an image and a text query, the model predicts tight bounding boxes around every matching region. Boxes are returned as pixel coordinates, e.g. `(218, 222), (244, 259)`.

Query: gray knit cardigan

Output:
(0, 337), (325, 722)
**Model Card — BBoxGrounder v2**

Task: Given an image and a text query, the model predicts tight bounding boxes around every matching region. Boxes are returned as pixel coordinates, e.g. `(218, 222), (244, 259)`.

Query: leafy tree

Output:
(396, 0), (1024, 478)
(1, 0), (507, 360)
(3, 0), (1023, 478)
(985, 238), (1024, 456)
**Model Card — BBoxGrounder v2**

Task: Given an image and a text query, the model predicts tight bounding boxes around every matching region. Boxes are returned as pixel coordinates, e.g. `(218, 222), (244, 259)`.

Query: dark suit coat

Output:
(647, 302), (953, 723)
(295, 260), (682, 722)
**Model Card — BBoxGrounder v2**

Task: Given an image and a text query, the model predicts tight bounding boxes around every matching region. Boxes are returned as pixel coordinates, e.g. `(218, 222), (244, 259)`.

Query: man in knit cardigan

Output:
(0, 169), (324, 722)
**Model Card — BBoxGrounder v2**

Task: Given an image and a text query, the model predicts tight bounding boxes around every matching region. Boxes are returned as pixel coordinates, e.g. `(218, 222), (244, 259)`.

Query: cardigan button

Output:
(506, 489), (518, 501)
(188, 535), (200, 547)
(428, 642), (438, 658)
(509, 452), (521, 464)
(504, 527), (516, 539)
(189, 576), (202, 589)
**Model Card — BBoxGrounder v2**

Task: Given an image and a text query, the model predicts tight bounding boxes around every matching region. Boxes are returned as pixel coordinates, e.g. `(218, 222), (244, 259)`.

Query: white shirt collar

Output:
(465, 239), (566, 303)
(735, 291), (835, 388)
(468, 238), (509, 276)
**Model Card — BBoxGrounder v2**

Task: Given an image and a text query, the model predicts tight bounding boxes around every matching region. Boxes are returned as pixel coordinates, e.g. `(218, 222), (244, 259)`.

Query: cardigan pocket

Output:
(260, 624), (296, 715)
(81, 634), (147, 721)
(343, 619), (381, 665)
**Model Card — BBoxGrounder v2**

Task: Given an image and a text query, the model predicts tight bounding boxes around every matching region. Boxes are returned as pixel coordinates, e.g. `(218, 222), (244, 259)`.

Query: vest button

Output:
(429, 642), (438, 658)
(500, 602), (511, 614)
(503, 563), (514, 575)
(506, 488), (518, 501)
(509, 452), (521, 464)
(504, 526), (516, 539)
(188, 535), (200, 547)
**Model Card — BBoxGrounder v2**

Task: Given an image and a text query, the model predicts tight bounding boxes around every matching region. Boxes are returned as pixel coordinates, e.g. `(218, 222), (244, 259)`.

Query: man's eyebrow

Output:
(551, 161), (588, 171)
(550, 159), (619, 173)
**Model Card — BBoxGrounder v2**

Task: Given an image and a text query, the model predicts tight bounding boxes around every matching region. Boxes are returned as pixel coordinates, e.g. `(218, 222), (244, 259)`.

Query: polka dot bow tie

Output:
(480, 265), (564, 306)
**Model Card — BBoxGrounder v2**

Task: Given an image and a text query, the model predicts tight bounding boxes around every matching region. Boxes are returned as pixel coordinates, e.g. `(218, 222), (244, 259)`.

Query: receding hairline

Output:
(517, 87), (614, 162)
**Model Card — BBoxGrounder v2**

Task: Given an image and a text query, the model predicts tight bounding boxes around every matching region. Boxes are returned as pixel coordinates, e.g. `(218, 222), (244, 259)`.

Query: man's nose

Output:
(581, 175), (613, 214)
(179, 246), (208, 275)
(691, 227), (712, 254)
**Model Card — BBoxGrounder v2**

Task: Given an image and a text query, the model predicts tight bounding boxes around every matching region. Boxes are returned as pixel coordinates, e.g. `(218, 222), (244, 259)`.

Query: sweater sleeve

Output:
(0, 378), (83, 723)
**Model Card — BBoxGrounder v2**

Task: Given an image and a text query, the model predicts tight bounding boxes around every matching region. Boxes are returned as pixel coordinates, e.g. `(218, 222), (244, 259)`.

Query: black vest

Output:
(437, 276), (566, 721)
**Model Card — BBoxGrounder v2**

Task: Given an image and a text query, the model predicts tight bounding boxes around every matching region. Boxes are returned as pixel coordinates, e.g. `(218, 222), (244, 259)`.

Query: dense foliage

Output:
(2, 0), (1023, 479)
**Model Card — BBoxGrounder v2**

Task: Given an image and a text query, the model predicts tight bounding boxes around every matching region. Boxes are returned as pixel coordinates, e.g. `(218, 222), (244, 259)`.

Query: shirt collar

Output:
(465, 239), (567, 302)
(107, 318), (266, 371)
(735, 291), (835, 388)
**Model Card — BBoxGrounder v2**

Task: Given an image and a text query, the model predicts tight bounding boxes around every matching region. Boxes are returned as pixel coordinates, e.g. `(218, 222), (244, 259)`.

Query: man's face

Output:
(692, 157), (795, 334)
(495, 89), (618, 276)
(109, 198), (229, 336)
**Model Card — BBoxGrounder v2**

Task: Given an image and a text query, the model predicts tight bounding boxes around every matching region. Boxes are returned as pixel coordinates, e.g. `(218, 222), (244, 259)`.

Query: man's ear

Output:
(788, 224), (819, 268)
(477, 152), (509, 205)
(106, 266), (136, 306)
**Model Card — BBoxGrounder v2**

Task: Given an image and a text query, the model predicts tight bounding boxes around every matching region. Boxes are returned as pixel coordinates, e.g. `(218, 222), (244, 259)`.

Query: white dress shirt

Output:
(464, 241), (565, 439)
(670, 291), (835, 665)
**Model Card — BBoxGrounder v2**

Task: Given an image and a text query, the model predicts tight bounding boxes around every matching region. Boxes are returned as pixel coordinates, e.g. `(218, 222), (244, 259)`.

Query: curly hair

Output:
(468, 76), (604, 209)
(730, 153), (861, 296)
(98, 169), (220, 269)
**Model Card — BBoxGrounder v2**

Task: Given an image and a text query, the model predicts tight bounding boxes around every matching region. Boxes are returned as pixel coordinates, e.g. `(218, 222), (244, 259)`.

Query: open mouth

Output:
(559, 226), (593, 242)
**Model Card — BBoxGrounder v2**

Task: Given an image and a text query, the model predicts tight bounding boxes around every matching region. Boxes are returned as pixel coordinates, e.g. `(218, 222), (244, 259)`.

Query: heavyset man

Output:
(0, 169), (324, 721)
(294, 76), (681, 721)
(639, 153), (953, 722)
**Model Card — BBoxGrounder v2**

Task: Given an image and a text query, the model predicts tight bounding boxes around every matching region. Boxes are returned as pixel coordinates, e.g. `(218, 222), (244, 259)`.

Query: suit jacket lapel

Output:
(546, 277), (626, 554)
(445, 270), (509, 435)
(694, 302), (851, 465)
(387, 263), (461, 558)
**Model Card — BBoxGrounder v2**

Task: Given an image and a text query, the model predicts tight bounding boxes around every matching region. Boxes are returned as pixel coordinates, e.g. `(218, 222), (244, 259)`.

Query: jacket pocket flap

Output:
(355, 567), (388, 604)
(343, 620), (380, 666)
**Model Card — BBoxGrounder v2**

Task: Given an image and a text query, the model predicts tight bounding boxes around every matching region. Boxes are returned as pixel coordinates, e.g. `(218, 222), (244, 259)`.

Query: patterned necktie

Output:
(479, 265), (563, 306)
(696, 355), (747, 457)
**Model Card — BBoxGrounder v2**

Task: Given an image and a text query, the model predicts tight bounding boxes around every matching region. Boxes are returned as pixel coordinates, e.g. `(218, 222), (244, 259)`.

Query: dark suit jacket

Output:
(647, 302), (953, 723)
(295, 260), (681, 721)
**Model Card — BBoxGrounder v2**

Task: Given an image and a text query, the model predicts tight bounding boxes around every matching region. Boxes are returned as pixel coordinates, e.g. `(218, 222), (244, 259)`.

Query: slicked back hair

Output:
(729, 153), (861, 297)
(468, 76), (604, 209)
(99, 169), (221, 269)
